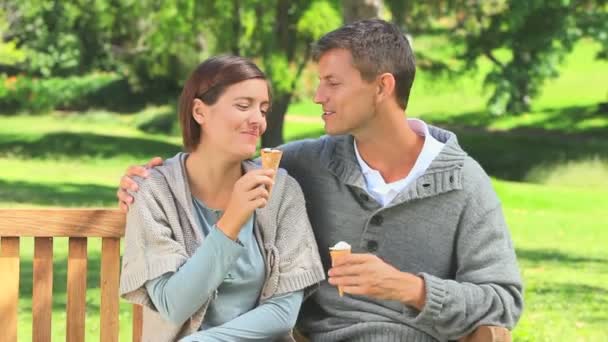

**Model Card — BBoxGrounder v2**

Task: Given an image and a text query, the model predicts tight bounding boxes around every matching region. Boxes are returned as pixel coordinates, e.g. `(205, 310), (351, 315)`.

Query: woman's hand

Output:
(216, 169), (275, 240)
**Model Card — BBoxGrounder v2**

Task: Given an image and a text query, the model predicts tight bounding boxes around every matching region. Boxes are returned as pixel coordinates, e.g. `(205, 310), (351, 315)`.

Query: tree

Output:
(458, 0), (608, 114)
(342, 0), (383, 23)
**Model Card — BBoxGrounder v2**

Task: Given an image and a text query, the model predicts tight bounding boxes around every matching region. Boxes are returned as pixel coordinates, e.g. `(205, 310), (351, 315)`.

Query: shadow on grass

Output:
(0, 132), (181, 160)
(19, 251), (102, 311)
(517, 248), (608, 266)
(0, 180), (117, 207)
(450, 126), (608, 181)
(527, 282), (608, 323)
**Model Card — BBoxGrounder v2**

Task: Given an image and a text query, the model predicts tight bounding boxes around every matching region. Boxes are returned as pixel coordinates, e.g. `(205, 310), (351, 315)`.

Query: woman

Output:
(119, 56), (325, 341)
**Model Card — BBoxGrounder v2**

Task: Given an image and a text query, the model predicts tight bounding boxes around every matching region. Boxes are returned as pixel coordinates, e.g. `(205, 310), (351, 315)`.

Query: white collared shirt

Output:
(354, 118), (445, 207)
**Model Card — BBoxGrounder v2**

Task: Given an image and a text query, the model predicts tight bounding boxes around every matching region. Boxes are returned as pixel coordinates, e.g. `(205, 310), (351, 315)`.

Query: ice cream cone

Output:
(330, 242), (352, 297)
(261, 148), (283, 198)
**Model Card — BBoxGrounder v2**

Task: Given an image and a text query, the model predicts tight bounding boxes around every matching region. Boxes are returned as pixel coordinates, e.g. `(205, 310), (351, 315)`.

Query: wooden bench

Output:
(0, 209), (510, 342)
(0, 209), (142, 342)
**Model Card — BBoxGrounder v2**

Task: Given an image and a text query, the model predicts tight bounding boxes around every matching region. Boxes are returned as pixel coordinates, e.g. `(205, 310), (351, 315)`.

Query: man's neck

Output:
(354, 115), (425, 184)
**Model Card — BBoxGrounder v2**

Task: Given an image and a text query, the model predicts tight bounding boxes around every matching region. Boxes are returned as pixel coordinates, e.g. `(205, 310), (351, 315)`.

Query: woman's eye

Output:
(236, 104), (249, 110)
(261, 110), (268, 117)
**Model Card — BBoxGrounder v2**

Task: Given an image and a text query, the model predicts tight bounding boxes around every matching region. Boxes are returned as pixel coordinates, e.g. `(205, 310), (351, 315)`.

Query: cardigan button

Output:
(370, 215), (383, 226)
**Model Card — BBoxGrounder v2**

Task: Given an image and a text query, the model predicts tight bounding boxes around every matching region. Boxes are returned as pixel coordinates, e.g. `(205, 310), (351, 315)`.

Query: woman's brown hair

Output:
(178, 55), (270, 151)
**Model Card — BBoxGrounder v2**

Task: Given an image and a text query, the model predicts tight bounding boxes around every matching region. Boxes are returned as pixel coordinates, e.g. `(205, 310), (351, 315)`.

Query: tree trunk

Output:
(231, 0), (241, 55)
(342, 0), (383, 23)
(262, 93), (291, 147)
(507, 51), (532, 114)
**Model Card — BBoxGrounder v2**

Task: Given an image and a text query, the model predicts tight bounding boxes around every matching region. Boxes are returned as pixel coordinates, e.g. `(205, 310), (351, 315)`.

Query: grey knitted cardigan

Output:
(119, 153), (325, 341)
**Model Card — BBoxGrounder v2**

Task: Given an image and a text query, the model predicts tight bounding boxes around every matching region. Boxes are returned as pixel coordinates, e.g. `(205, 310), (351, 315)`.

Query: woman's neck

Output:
(185, 149), (242, 210)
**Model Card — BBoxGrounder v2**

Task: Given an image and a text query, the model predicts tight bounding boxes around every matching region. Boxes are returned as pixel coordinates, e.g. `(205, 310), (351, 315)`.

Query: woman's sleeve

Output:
(179, 290), (304, 342)
(145, 227), (245, 325)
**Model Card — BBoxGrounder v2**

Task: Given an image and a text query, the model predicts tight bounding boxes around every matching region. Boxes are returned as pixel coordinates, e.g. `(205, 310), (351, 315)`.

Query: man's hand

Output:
(117, 157), (164, 212)
(328, 253), (427, 310)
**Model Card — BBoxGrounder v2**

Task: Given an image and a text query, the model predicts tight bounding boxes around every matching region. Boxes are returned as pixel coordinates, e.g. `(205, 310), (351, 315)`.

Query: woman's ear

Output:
(192, 98), (206, 124)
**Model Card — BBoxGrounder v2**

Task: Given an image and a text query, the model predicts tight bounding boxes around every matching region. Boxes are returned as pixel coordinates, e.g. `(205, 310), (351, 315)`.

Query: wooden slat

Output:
(132, 304), (143, 342)
(33, 237), (53, 342)
(0, 237), (20, 342)
(101, 238), (120, 342)
(67, 238), (88, 342)
(0, 209), (125, 237)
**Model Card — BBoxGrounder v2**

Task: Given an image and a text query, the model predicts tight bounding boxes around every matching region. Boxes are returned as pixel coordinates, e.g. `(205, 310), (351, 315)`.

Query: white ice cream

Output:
(330, 241), (351, 250)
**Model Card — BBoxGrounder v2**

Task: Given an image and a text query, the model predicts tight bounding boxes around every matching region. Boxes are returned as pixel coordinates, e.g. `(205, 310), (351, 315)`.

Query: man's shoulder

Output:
(279, 135), (337, 156)
(458, 155), (501, 208)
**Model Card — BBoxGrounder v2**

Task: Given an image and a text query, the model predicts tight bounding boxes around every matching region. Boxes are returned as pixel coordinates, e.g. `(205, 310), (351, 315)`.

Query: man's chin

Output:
(324, 125), (348, 136)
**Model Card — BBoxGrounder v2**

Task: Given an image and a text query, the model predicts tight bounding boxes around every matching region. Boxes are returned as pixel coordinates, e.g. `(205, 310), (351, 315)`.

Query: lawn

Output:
(1, 40), (607, 341)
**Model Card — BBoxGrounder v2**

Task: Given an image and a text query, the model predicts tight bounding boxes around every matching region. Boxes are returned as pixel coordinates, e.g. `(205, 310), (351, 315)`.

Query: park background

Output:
(0, 0), (606, 341)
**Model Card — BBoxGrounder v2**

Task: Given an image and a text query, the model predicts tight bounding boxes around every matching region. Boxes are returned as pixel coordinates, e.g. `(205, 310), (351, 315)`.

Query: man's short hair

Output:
(313, 19), (416, 109)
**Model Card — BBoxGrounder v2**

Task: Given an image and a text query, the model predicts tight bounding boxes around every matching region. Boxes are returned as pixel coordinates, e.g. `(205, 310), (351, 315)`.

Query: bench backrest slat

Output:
(0, 236), (20, 342)
(101, 237), (121, 342)
(33, 237), (54, 342)
(67, 237), (88, 341)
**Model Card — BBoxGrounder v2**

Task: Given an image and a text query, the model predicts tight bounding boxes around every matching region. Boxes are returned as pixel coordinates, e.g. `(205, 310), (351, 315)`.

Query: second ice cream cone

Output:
(330, 248), (351, 296)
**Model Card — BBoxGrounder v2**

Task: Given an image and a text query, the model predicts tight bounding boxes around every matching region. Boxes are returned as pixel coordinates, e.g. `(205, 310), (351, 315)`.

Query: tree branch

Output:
(484, 50), (505, 69)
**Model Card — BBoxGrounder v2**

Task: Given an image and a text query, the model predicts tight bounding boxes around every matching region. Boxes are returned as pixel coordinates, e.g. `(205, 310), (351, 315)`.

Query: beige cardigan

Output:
(119, 153), (325, 341)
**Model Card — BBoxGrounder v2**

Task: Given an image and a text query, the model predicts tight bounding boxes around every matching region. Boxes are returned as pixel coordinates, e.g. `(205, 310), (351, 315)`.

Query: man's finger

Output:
(119, 201), (129, 213)
(328, 275), (362, 287)
(340, 285), (366, 296)
(125, 165), (149, 178)
(145, 156), (164, 168)
(328, 263), (366, 277)
(331, 253), (375, 267)
(120, 175), (139, 192)
(117, 188), (133, 205)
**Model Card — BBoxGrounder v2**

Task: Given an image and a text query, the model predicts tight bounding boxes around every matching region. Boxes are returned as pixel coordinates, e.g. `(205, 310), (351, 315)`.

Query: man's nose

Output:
(314, 87), (326, 104)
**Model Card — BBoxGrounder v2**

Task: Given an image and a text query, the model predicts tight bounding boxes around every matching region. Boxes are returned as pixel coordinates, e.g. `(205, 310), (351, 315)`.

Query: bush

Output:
(0, 73), (119, 114)
(134, 105), (179, 135)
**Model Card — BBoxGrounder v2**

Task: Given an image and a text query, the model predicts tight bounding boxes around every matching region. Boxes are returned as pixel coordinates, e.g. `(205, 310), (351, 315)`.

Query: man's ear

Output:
(192, 98), (206, 124)
(376, 73), (396, 103)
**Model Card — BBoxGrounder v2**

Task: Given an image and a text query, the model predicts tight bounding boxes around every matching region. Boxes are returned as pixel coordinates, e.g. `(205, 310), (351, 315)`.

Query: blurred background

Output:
(1, 0), (607, 340)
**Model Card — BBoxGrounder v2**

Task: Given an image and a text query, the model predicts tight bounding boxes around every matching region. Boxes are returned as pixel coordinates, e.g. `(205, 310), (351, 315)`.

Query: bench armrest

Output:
(458, 326), (512, 342)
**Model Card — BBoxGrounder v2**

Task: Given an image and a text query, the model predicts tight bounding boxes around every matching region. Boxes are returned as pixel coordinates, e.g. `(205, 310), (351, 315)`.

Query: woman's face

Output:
(195, 79), (270, 159)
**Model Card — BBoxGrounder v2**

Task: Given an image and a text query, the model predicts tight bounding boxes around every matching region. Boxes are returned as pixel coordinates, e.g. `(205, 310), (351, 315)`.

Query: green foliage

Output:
(297, 1), (341, 41)
(457, 0), (608, 114)
(0, 73), (118, 113)
(4, 0), (120, 76)
(0, 9), (26, 66)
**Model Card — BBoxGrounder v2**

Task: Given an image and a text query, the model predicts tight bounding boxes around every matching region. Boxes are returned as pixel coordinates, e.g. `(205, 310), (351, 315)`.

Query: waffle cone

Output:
(261, 149), (283, 198)
(330, 248), (351, 296)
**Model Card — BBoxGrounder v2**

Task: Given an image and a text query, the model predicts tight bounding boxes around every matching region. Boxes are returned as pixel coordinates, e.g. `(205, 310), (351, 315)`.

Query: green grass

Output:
(2, 39), (607, 341)
(498, 181), (608, 341)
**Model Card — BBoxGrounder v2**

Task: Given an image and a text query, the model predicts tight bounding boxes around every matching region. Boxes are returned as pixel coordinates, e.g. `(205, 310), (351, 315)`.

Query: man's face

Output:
(314, 49), (378, 136)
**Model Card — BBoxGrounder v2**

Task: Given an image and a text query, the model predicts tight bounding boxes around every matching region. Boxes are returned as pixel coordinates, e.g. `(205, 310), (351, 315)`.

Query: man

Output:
(118, 19), (523, 341)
